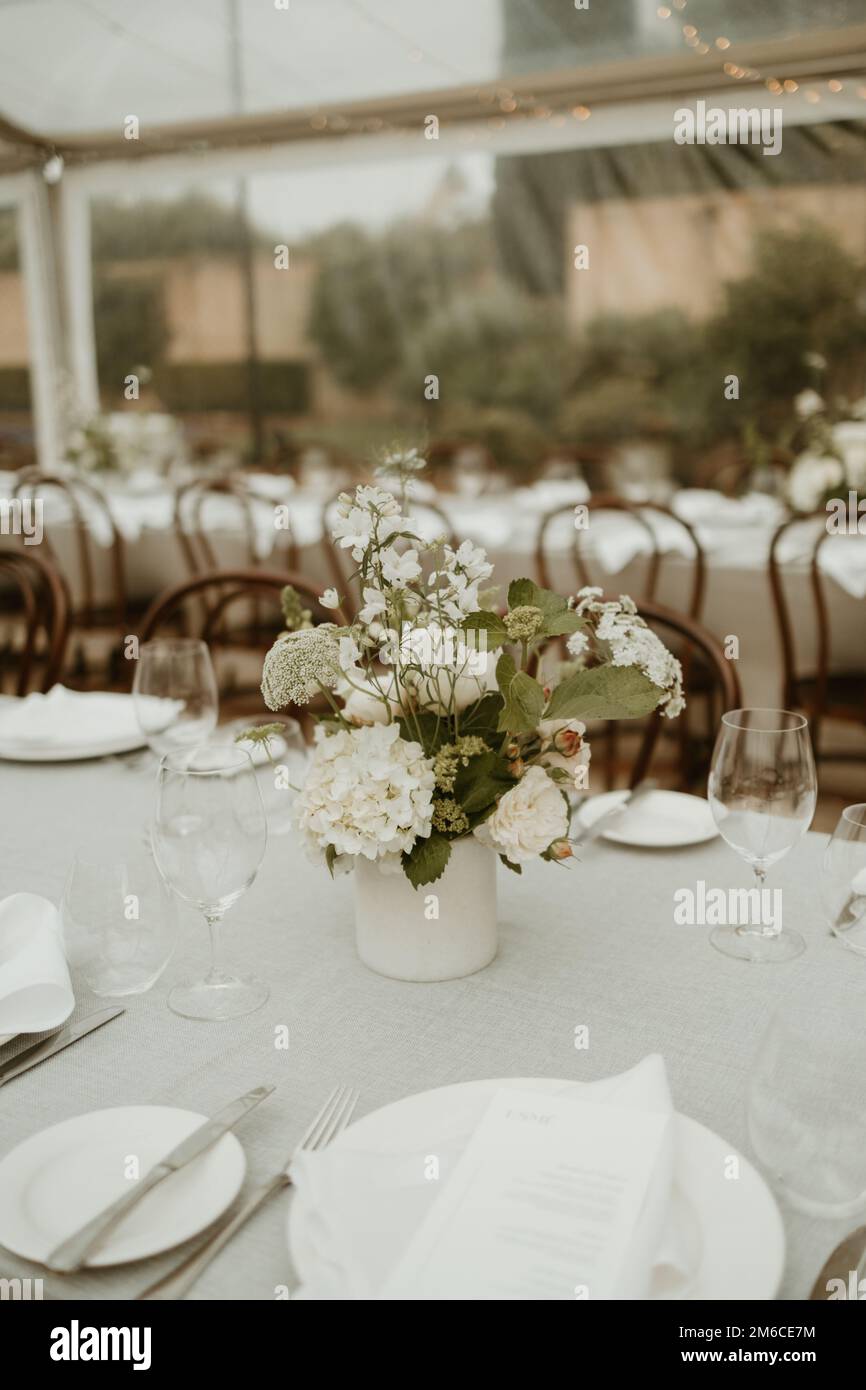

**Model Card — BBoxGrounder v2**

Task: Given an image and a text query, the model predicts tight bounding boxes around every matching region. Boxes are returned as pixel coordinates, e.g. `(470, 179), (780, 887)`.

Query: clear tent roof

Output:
(0, 0), (863, 139)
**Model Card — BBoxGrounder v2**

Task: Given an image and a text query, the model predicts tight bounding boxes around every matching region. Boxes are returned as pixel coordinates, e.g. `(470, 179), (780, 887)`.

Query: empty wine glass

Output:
(707, 709), (817, 963)
(747, 978), (866, 1217)
(821, 804), (866, 957)
(151, 743), (268, 1021)
(132, 639), (219, 757)
(61, 834), (176, 996)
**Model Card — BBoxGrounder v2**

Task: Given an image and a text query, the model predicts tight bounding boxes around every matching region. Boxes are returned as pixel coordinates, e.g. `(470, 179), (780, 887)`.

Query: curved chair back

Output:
(0, 548), (70, 694)
(173, 476), (298, 576)
(535, 493), (705, 620)
(13, 469), (127, 629)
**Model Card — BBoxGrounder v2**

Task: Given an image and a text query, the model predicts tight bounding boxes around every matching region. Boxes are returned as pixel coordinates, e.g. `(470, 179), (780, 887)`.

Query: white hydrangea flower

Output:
(261, 625), (342, 710)
(295, 723), (436, 865)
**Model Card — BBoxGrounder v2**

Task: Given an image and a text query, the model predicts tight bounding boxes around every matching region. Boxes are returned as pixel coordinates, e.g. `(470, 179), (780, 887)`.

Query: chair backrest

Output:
(319, 483), (459, 619)
(12, 469), (127, 628)
(626, 598), (742, 791)
(0, 548), (70, 694)
(768, 507), (862, 714)
(173, 476), (297, 576)
(139, 568), (347, 643)
(535, 493), (706, 620)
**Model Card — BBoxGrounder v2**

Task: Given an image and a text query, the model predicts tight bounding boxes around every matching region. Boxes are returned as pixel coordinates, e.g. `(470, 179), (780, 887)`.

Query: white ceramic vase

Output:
(353, 836), (498, 982)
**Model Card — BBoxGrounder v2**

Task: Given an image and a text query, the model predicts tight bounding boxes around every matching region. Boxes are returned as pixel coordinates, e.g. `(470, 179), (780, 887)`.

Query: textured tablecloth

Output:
(0, 757), (861, 1301)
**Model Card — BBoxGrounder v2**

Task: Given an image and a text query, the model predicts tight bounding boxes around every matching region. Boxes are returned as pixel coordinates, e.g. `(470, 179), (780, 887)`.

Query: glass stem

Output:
(753, 865), (775, 938)
(204, 911), (225, 982)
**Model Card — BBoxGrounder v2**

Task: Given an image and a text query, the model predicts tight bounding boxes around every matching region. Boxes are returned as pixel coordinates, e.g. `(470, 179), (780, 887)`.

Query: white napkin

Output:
(290, 1056), (697, 1300)
(0, 686), (145, 750)
(0, 893), (74, 1035)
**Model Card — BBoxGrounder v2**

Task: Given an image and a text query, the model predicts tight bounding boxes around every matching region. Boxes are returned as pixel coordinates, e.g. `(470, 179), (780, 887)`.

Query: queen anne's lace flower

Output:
(575, 589), (685, 717)
(295, 723), (435, 867)
(261, 625), (342, 709)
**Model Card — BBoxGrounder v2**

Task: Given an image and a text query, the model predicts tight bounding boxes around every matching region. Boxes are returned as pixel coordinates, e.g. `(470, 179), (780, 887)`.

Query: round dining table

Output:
(0, 753), (859, 1301)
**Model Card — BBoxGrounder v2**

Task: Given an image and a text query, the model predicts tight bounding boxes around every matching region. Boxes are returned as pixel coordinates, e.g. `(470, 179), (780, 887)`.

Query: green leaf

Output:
(499, 854), (522, 875)
(545, 664), (663, 722)
(402, 833), (452, 890)
(325, 845), (339, 879)
(461, 610), (507, 651)
(507, 578), (568, 617)
(397, 712), (451, 757)
(498, 670), (545, 734)
(460, 692), (505, 742)
(496, 650), (517, 694)
(543, 610), (585, 639)
(453, 750), (515, 814)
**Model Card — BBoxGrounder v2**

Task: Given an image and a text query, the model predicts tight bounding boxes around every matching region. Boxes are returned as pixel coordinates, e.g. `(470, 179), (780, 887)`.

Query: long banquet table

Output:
(0, 755), (860, 1301)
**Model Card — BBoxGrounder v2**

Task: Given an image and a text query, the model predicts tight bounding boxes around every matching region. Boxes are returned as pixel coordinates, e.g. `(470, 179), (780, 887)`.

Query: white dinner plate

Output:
(0, 729), (147, 763)
(288, 1077), (785, 1301)
(0, 1105), (246, 1266)
(577, 790), (719, 847)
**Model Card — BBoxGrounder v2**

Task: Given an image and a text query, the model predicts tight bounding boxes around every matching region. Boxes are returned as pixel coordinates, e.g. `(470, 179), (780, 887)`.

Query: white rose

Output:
(474, 765), (568, 864)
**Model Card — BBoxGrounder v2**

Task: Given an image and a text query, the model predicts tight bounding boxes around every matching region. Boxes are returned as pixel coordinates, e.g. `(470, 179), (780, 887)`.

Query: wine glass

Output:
(132, 638), (219, 757)
(151, 743), (268, 1021)
(821, 803), (866, 957)
(747, 978), (866, 1218)
(707, 709), (816, 963)
(61, 833), (176, 996)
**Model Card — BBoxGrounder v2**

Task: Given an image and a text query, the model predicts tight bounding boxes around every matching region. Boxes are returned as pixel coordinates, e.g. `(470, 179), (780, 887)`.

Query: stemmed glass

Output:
(61, 833), (176, 996)
(151, 743), (268, 1020)
(132, 639), (219, 757)
(821, 804), (866, 956)
(747, 978), (866, 1217)
(707, 709), (817, 963)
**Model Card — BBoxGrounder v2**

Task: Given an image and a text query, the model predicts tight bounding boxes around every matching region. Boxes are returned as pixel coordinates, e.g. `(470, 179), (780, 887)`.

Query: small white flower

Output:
(566, 629), (589, 658)
(380, 546), (421, 587)
(358, 586), (388, 626)
(320, 588), (341, 610)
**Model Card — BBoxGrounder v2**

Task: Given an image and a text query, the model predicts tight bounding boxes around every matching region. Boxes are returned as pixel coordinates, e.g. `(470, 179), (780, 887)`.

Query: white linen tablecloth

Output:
(0, 757), (858, 1301)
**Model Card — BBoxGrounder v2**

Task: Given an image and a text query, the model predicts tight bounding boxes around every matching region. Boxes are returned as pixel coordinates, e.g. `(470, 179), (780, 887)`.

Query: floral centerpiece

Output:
(249, 452), (684, 980)
(785, 389), (866, 519)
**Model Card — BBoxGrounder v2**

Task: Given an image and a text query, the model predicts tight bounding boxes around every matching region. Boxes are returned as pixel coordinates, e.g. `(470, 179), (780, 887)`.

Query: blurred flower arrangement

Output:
(61, 376), (185, 480)
(251, 450), (684, 889)
(785, 387), (866, 516)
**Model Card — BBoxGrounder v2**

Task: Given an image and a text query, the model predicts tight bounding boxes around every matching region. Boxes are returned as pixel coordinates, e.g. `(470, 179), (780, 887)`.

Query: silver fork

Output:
(135, 1084), (359, 1301)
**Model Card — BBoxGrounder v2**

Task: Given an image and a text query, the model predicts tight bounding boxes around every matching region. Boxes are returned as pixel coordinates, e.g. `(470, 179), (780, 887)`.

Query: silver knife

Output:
(572, 780), (657, 848)
(46, 1083), (275, 1273)
(0, 1007), (125, 1088)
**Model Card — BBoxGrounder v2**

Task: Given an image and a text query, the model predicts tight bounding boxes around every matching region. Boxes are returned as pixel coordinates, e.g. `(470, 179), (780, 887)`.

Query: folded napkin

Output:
(0, 686), (145, 750)
(0, 893), (74, 1035)
(290, 1056), (697, 1300)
